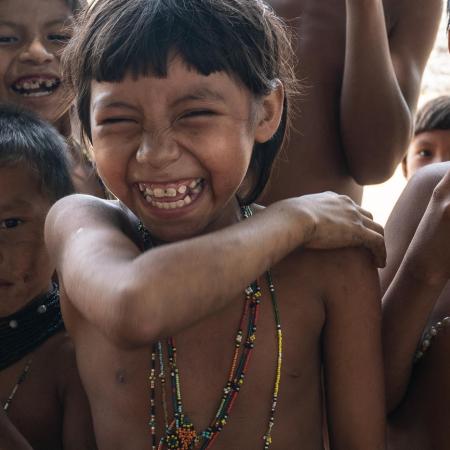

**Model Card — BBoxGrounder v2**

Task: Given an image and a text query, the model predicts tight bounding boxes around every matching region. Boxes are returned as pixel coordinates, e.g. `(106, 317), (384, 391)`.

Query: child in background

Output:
(402, 96), (450, 179)
(0, 105), (96, 450)
(381, 5), (450, 448)
(47, 1), (386, 449)
(0, 0), (104, 197)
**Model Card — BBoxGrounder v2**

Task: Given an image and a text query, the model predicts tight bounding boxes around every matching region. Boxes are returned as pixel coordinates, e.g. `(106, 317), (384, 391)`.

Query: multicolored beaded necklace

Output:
(140, 205), (283, 449)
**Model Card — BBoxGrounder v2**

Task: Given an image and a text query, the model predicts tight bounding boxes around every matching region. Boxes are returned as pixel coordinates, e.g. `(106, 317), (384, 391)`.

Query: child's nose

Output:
(18, 38), (54, 65)
(136, 132), (182, 170)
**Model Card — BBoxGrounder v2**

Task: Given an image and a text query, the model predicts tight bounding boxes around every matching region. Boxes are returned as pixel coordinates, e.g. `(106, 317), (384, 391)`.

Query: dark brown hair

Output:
(0, 104), (74, 202)
(63, 0), (296, 204)
(414, 96), (450, 136)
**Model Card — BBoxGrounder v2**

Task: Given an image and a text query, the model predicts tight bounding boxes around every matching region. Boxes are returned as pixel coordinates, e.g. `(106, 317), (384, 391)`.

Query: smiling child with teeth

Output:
(45, 1), (387, 449)
(0, 0), (106, 199)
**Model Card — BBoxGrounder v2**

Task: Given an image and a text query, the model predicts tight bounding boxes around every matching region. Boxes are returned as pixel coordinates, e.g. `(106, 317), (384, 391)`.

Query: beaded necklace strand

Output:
(140, 205), (283, 449)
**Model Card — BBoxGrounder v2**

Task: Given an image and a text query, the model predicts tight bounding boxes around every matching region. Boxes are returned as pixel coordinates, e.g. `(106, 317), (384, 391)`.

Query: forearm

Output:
(382, 256), (447, 412)
(341, 0), (412, 184)
(0, 412), (32, 450)
(119, 199), (311, 344)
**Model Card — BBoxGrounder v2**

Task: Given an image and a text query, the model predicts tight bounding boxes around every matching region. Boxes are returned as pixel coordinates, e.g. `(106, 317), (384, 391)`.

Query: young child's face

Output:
(90, 57), (278, 241)
(0, 0), (72, 125)
(403, 129), (450, 179)
(0, 163), (53, 316)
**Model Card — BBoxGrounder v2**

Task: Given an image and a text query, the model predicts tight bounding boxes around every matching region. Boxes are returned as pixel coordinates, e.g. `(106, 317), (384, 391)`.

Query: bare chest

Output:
(0, 354), (62, 450)
(82, 268), (326, 449)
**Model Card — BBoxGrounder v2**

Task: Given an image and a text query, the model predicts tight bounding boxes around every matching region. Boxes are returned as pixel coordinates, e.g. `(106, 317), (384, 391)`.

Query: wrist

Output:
(276, 197), (316, 246)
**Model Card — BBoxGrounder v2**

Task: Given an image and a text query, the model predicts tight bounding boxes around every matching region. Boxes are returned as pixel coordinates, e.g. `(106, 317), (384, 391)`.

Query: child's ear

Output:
(401, 155), (408, 178)
(254, 81), (284, 144)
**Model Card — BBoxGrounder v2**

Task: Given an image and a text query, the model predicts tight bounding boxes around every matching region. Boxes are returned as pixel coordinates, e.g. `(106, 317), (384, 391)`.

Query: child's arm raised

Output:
(0, 409), (33, 450)
(341, 0), (441, 184)
(323, 248), (385, 450)
(382, 163), (450, 411)
(45, 192), (385, 349)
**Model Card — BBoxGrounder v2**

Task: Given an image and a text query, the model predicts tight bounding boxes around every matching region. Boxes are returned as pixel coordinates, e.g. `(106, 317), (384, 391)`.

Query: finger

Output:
(357, 206), (374, 220)
(362, 229), (387, 268)
(362, 216), (385, 236)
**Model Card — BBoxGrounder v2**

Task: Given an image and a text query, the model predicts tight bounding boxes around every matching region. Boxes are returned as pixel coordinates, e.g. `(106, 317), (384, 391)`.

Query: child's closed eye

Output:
(48, 33), (71, 44)
(181, 110), (216, 120)
(0, 218), (24, 229)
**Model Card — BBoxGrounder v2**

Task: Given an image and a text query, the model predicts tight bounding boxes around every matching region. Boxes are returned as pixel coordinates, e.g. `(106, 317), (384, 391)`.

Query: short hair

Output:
(63, 0), (297, 204)
(414, 96), (450, 136)
(0, 104), (74, 203)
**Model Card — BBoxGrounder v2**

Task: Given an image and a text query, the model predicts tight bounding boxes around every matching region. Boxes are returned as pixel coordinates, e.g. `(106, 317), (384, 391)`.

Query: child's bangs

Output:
(79, 0), (269, 92)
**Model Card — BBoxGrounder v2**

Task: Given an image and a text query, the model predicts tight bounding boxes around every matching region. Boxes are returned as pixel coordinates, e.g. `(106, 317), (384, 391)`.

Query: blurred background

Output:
(362, 5), (450, 225)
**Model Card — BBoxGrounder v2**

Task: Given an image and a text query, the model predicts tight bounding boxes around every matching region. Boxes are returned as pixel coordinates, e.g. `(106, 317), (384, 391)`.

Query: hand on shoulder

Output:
(281, 191), (386, 267)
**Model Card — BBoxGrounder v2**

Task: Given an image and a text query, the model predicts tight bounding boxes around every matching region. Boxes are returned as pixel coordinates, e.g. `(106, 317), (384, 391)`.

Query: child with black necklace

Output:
(0, 104), (96, 449)
(47, 1), (386, 449)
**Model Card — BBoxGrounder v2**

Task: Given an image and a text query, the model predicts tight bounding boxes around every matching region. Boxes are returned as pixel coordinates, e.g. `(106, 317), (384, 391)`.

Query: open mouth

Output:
(138, 178), (205, 210)
(11, 76), (61, 97)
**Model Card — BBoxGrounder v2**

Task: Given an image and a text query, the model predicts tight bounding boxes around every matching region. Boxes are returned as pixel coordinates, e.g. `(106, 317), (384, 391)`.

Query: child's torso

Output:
(66, 249), (328, 450)
(262, 0), (400, 203)
(0, 333), (66, 450)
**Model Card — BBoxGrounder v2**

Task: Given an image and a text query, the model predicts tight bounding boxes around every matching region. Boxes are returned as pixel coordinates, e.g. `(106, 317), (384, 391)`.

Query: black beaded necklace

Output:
(0, 283), (63, 370)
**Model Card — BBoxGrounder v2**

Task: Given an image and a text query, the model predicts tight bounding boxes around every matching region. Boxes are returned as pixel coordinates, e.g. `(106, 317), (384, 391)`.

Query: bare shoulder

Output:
(45, 194), (138, 257)
(287, 246), (378, 304)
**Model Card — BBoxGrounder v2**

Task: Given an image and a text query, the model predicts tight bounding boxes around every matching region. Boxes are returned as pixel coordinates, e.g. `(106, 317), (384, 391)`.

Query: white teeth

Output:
(192, 185), (202, 194)
(184, 195), (192, 205)
(176, 200), (184, 208)
(178, 185), (187, 194)
(139, 183), (145, 192)
(153, 188), (165, 198)
(166, 188), (177, 197)
(189, 180), (197, 189)
(145, 187), (154, 196)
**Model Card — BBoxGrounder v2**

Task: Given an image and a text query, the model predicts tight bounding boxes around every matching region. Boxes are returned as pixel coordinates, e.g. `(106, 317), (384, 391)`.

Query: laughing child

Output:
(46, 1), (387, 448)
(0, 104), (96, 449)
(0, 0), (105, 197)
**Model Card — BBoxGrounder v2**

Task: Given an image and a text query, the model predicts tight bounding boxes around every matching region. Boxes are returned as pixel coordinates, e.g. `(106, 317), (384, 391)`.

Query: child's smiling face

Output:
(90, 57), (282, 242)
(0, 163), (53, 316)
(0, 0), (72, 125)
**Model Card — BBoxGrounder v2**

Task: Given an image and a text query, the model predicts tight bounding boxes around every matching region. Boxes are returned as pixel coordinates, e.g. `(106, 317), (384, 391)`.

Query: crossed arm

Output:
(45, 193), (385, 350)
(341, 0), (442, 184)
(381, 162), (450, 412)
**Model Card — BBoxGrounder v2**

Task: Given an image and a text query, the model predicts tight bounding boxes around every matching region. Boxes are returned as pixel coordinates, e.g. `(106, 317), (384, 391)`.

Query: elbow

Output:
(351, 160), (399, 186)
(346, 114), (413, 186)
(106, 281), (162, 350)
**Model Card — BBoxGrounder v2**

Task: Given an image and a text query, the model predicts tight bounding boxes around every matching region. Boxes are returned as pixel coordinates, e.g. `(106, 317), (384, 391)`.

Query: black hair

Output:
(414, 96), (450, 136)
(63, 0), (297, 204)
(64, 0), (86, 13)
(0, 104), (74, 202)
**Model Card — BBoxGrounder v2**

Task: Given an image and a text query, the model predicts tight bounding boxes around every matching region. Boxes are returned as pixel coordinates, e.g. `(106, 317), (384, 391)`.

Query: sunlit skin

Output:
(403, 130), (450, 179)
(46, 58), (386, 449)
(0, 0), (72, 130)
